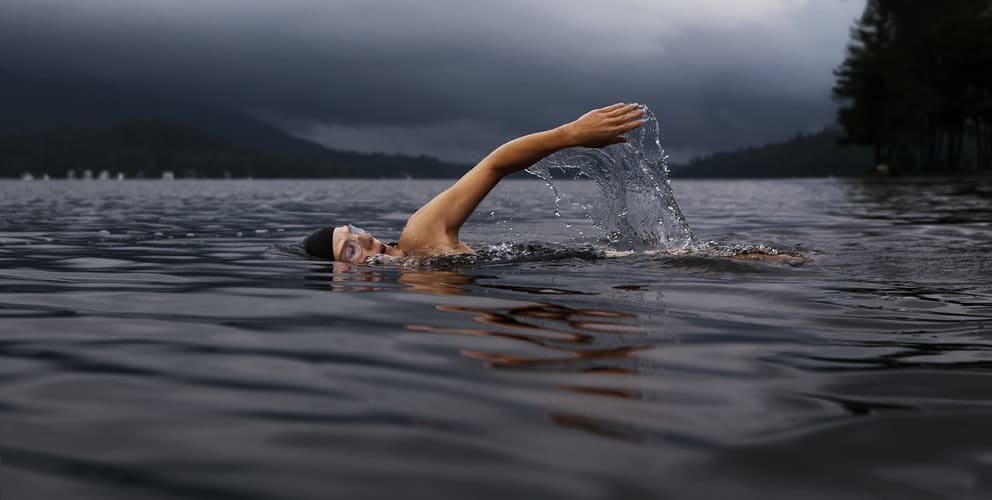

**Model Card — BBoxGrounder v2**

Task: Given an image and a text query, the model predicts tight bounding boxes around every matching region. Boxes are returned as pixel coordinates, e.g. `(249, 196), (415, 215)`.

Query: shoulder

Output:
(397, 209), (460, 252)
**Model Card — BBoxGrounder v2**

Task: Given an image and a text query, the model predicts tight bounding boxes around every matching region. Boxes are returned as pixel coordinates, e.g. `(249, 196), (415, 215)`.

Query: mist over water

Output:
(527, 106), (693, 251)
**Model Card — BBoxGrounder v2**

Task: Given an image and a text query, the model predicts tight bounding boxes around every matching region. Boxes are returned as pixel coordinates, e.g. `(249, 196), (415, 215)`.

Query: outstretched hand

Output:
(560, 103), (646, 148)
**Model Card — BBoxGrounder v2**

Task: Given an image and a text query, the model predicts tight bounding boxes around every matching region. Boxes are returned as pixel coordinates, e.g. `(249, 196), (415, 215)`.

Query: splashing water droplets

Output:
(529, 168), (564, 217)
(526, 105), (693, 251)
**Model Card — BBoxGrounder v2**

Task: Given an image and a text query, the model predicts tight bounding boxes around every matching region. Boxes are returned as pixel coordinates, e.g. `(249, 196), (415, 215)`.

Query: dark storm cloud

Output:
(0, 0), (865, 161)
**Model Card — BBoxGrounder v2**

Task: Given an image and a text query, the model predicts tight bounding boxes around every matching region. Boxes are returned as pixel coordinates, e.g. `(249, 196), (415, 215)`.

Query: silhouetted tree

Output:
(834, 0), (992, 173)
(834, 0), (904, 167)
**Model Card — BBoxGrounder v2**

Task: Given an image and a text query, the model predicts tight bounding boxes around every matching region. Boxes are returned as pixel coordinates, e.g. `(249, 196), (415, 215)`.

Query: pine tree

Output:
(833, 0), (903, 169)
(834, 0), (992, 173)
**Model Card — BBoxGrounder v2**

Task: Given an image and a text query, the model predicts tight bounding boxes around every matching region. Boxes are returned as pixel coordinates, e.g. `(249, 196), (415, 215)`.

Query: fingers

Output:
(606, 103), (642, 117)
(616, 118), (646, 135)
(614, 108), (645, 125)
(600, 102), (628, 112)
(599, 102), (641, 114)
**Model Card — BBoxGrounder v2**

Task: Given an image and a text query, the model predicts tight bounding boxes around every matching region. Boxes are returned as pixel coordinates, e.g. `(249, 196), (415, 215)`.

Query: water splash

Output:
(360, 242), (606, 268)
(526, 105), (693, 251)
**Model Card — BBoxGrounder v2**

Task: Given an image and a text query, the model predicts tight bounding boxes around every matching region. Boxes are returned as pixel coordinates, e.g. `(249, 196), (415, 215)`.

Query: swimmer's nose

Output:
(356, 233), (375, 249)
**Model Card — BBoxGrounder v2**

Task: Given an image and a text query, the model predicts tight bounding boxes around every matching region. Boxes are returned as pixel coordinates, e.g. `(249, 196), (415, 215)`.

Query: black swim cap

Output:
(303, 227), (335, 259)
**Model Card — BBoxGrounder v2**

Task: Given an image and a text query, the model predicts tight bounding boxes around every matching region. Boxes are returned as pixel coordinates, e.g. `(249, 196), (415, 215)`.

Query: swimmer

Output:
(304, 103), (646, 262)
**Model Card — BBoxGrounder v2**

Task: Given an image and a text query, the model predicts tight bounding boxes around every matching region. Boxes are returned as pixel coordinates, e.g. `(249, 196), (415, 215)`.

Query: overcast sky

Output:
(0, 0), (866, 162)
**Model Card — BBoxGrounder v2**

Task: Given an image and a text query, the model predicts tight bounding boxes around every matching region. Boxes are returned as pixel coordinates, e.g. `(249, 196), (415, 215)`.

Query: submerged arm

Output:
(398, 103), (645, 252)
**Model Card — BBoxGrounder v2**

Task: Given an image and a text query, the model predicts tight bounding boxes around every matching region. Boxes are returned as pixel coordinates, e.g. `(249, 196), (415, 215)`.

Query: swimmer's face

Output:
(332, 225), (399, 263)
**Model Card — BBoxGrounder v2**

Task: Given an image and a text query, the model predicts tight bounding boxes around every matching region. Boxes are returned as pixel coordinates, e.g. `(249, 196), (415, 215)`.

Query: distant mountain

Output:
(0, 69), (469, 178)
(0, 119), (473, 179)
(2, 119), (326, 178)
(672, 128), (874, 178)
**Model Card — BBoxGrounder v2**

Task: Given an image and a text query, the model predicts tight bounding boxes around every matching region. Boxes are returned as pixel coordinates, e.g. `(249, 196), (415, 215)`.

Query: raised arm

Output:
(397, 103), (646, 254)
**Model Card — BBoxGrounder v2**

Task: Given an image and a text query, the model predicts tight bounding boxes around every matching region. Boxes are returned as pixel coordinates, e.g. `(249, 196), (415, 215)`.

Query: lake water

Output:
(1, 177), (991, 500)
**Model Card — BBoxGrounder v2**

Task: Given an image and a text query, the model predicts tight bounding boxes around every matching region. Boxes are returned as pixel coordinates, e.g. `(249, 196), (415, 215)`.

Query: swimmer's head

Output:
(303, 225), (400, 262)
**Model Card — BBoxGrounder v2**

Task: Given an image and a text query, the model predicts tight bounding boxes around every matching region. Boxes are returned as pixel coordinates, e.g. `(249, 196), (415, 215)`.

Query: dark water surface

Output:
(2, 178), (991, 500)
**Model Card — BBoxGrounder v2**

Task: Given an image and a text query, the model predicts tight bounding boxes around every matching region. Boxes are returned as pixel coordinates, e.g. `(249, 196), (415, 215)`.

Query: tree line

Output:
(676, 128), (872, 178)
(834, 0), (992, 173)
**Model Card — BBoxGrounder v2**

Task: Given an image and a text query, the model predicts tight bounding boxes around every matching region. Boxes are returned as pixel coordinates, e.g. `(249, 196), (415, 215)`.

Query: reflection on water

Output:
(398, 269), (480, 296)
(411, 283), (664, 444)
(409, 299), (651, 371)
(326, 266), (657, 372)
(321, 263), (667, 442)
(841, 177), (992, 224)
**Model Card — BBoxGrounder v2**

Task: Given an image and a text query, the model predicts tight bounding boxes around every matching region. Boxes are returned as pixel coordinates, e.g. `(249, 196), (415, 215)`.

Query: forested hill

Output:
(0, 119), (471, 179)
(0, 70), (470, 178)
(671, 128), (874, 178)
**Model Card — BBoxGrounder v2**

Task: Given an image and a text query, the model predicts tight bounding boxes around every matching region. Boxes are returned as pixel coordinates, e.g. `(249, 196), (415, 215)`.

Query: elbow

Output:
(475, 155), (516, 180)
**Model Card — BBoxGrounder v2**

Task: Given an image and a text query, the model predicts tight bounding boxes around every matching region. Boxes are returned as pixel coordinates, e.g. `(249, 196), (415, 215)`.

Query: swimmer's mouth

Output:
(381, 243), (388, 254)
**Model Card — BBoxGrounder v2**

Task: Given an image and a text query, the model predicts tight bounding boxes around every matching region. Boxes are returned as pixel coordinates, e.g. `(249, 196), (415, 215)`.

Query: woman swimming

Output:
(303, 103), (646, 262)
